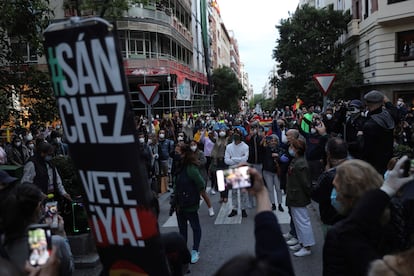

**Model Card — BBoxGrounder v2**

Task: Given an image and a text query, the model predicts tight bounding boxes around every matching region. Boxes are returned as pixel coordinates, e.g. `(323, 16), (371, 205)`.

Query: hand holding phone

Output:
(216, 165), (252, 192)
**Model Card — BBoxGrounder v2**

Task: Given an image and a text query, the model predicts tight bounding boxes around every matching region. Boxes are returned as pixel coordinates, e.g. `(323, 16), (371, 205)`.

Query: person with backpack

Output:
(170, 143), (206, 264)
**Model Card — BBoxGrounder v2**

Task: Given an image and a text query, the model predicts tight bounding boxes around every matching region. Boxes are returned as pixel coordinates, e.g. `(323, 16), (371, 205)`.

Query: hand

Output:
(25, 246), (60, 276)
(315, 121), (327, 136)
(381, 156), (414, 196)
(63, 193), (72, 201)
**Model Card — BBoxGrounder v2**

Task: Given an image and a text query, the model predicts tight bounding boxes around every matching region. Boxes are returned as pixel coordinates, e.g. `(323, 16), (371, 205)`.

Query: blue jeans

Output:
(176, 210), (202, 251)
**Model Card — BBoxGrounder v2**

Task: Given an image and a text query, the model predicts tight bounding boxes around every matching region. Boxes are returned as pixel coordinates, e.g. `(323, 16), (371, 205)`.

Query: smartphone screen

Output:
(28, 224), (52, 266)
(44, 201), (58, 229)
(216, 166), (251, 192)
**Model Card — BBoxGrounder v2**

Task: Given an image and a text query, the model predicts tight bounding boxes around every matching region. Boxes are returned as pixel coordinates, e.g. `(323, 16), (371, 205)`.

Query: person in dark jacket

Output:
(361, 90), (395, 175)
(323, 156), (414, 276)
(262, 134), (286, 212)
(213, 167), (295, 276)
(312, 137), (347, 236)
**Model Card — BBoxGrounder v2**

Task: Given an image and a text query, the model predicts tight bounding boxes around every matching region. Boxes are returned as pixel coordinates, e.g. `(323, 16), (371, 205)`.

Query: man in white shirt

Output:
(224, 130), (249, 217)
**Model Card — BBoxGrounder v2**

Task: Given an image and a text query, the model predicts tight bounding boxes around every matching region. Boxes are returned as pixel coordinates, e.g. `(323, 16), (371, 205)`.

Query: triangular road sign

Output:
(138, 83), (159, 105)
(313, 74), (336, 96)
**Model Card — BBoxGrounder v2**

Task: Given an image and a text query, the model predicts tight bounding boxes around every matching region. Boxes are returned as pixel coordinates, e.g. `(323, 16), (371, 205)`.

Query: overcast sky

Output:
(218, 0), (299, 94)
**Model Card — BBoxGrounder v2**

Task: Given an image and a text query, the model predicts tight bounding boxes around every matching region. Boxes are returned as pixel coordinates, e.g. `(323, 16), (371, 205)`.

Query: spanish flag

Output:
(292, 98), (303, 111)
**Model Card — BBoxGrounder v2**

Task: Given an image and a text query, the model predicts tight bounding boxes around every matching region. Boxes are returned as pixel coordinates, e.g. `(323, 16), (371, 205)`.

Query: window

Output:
(11, 42), (37, 63)
(396, 30), (414, 61)
(365, 40), (370, 67)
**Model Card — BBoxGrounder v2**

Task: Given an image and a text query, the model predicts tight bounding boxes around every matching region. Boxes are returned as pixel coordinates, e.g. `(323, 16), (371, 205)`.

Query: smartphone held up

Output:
(27, 224), (52, 267)
(216, 166), (252, 192)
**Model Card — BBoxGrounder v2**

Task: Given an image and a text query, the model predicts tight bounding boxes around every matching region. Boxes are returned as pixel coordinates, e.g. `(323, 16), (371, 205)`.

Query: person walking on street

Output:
(224, 129), (249, 218)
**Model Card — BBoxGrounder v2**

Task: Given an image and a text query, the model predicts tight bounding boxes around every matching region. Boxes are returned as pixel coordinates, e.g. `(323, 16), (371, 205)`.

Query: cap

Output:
(0, 170), (18, 185)
(364, 90), (384, 104)
(349, 99), (363, 108)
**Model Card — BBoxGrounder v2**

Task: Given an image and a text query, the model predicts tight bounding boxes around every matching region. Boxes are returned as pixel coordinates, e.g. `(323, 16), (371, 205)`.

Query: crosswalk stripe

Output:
(162, 188), (291, 227)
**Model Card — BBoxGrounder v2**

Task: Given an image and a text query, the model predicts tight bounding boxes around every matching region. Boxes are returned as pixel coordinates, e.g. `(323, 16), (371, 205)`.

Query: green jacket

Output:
(286, 156), (311, 207)
(173, 164), (205, 212)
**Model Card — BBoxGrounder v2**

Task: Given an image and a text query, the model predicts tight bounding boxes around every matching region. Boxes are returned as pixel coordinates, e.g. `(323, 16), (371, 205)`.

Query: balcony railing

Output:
(347, 19), (360, 39)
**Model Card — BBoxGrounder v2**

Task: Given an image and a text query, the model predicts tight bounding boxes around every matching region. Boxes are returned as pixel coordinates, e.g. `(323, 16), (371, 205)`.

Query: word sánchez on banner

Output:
(79, 170), (146, 248)
(46, 33), (133, 144)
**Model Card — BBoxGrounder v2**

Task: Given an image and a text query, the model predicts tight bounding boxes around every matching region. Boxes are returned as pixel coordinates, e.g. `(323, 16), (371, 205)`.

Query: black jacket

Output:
(362, 107), (394, 174)
(323, 189), (390, 276)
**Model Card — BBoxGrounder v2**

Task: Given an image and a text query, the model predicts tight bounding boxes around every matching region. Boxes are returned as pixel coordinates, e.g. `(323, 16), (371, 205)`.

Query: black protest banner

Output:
(43, 18), (170, 275)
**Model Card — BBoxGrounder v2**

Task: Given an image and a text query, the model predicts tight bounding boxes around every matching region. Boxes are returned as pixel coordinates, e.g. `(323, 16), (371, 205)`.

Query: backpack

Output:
(175, 167), (200, 208)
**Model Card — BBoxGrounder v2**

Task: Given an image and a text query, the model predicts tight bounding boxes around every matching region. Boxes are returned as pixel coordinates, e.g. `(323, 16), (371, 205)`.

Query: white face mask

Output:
(148, 139), (152, 144)
(190, 146), (197, 152)
(311, 128), (317, 134)
(56, 137), (62, 143)
(25, 134), (33, 141)
(15, 142), (21, 147)
(326, 114), (333, 120)
(139, 138), (145, 144)
(219, 131), (226, 137)
(159, 134), (165, 139)
(28, 143), (35, 149)
(182, 122), (188, 127)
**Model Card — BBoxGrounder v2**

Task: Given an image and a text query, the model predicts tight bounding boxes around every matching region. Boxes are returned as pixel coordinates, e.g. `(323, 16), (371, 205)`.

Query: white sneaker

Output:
(289, 244), (302, 251)
(286, 238), (299, 246)
(208, 207), (215, 217)
(211, 190), (216, 195)
(293, 247), (311, 257)
(283, 233), (293, 240)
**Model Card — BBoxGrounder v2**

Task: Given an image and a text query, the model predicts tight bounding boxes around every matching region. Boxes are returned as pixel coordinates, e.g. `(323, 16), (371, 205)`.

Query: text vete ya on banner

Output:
(43, 17), (169, 275)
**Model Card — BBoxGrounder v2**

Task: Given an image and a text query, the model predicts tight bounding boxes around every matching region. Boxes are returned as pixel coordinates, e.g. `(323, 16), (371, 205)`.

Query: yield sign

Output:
(313, 74), (336, 96)
(138, 83), (159, 105)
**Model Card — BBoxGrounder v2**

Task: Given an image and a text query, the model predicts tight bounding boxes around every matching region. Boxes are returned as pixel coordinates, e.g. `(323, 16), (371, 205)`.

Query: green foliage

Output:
(212, 67), (246, 114)
(52, 155), (83, 196)
(0, 0), (58, 126)
(394, 144), (414, 159)
(273, 4), (361, 107)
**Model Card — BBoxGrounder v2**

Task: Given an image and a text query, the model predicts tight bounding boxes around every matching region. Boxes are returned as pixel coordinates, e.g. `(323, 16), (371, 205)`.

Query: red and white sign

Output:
(138, 83), (159, 105)
(313, 74), (336, 96)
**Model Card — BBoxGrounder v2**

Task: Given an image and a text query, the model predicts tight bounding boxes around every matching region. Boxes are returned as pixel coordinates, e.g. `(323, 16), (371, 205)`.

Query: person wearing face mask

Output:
(323, 157), (413, 275)
(311, 137), (348, 237)
(157, 129), (175, 194)
(322, 108), (338, 136)
(301, 116), (328, 185)
(200, 130), (217, 194)
(336, 99), (367, 160)
(8, 136), (30, 166)
(210, 127), (230, 203)
(285, 139), (315, 257)
(50, 131), (67, 157)
(224, 129), (249, 218)
(26, 140), (36, 157)
(137, 132), (153, 185)
(189, 140), (214, 217)
(21, 142), (71, 202)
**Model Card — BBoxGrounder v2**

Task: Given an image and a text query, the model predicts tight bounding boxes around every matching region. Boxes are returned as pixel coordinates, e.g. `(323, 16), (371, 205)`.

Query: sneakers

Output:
(208, 207), (215, 217)
(278, 204), (284, 212)
(283, 232), (293, 240)
(211, 189), (216, 195)
(286, 238), (299, 246)
(228, 209), (237, 217)
(294, 247), (311, 257)
(289, 244), (302, 251)
(191, 250), (200, 263)
(242, 209), (248, 218)
(272, 204), (276, 211)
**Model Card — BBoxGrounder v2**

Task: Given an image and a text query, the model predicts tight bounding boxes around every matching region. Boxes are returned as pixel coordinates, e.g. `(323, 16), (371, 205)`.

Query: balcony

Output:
(378, 0), (414, 26)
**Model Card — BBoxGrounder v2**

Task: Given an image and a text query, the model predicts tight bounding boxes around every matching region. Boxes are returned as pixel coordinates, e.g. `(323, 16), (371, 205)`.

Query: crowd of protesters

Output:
(1, 89), (414, 275)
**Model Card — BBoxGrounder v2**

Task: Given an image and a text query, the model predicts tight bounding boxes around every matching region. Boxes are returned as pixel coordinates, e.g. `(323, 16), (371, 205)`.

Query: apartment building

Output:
(51, 0), (210, 114)
(301, 0), (414, 105)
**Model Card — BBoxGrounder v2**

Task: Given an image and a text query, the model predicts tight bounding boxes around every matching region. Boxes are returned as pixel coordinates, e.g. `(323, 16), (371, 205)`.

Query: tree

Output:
(273, 4), (362, 107)
(212, 66), (246, 114)
(0, 0), (57, 127)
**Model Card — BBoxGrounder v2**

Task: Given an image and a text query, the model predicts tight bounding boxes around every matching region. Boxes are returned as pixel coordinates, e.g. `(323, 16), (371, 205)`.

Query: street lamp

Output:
(167, 75), (171, 113)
